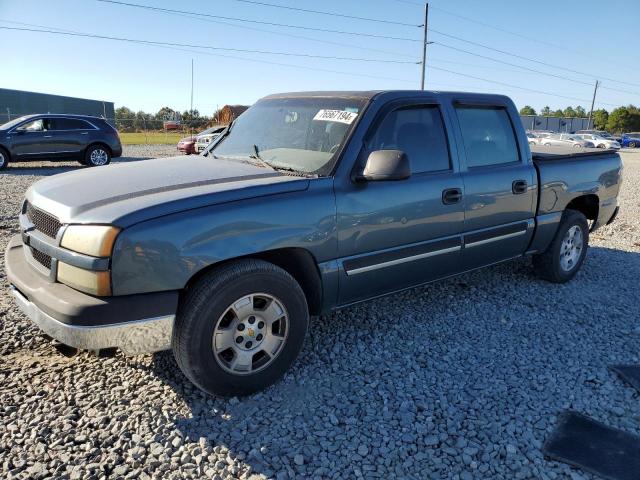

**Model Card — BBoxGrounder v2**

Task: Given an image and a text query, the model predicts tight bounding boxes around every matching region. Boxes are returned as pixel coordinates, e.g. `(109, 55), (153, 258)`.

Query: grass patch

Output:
(119, 131), (185, 145)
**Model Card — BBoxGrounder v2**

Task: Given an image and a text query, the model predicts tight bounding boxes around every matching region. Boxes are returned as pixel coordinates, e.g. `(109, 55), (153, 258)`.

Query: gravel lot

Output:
(1, 145), (640, 479)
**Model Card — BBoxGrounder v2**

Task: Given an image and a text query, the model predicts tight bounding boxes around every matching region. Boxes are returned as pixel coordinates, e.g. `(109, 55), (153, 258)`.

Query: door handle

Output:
(442, 188), (463, 205)
(512, 180), (528, 194)
(43, 135), (52, 138)
(80, 132), (89, 135)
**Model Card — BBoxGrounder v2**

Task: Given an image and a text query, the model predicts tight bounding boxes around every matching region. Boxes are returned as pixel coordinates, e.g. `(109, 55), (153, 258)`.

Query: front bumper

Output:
(5, 235), (178, 354)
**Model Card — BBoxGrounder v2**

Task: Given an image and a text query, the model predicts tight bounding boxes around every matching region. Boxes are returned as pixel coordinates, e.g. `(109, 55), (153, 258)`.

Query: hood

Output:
(26, 156), (308, 227)
(178, 137), (196, 143)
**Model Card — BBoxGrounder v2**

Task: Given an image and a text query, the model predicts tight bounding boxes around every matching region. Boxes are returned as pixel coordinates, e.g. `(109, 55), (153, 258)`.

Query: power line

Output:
(136, 9), (418, 59)
(433, 42), (640, 96)
(0, 24), (417, 85)
(428, 28), (640, 88)
(95, 0), (421, 42)
(428, 65), (620, 107)
(231, 0), (421, 27)
(0, 26), (420, 64)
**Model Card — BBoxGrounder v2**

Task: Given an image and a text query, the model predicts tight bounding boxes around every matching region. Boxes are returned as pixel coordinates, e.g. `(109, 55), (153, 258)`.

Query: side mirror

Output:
(356, 150), (411, 182)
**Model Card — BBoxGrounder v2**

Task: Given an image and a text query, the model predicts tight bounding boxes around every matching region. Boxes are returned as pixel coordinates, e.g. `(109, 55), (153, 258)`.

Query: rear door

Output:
(451, 102), (536, 270)
(50, 117), (96, 156)
(335, 98), (465, 304)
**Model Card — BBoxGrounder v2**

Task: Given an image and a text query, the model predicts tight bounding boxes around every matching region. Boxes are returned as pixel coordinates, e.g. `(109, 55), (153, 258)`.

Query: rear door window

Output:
(455, 106), (520, 168)
(52, 118), (94, 130)
(366, 105), (451, 173)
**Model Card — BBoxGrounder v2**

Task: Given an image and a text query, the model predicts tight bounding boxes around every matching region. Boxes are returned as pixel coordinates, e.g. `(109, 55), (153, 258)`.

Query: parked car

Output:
(177, 135), (197, 155)
(526, 132), (539, 145)
(178, 127), (227, 155)
(576, 134), (620, 149)
(621, 132), (640, 148)
(195, 127), (226, 153)
(0, 114), (122, 169)
(5, 90), (621, 396)
(541, 133), (595, 148)
(576, 130), (621, 143)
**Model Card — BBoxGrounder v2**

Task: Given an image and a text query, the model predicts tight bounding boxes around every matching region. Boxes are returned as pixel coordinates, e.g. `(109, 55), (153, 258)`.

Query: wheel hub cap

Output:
(560, 225), (583, 272)
(212, 293), (288, 375)
(90, 149), (108, 165)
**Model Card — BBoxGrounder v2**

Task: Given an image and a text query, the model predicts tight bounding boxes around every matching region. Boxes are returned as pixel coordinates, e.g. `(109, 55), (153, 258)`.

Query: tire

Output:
(629, 141), (637, 148)
(597, 144), (606, 149)
(0, 147), (9, 170)
(172, 259), (309, 396)
(84, 144), (111, 166)
(533, 209), (589, 283)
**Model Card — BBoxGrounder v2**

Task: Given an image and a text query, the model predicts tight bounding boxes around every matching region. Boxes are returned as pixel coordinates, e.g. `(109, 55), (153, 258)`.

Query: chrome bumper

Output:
(10, 285), (174, 355)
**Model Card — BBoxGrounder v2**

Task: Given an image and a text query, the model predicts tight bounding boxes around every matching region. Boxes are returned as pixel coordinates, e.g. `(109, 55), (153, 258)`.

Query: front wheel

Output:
(172, 259), (309, 396)
(85, 145), (111, 166)
(629, 141), (637, 148)
(0, 147), (8, 170)
(533, 209), (589, 283)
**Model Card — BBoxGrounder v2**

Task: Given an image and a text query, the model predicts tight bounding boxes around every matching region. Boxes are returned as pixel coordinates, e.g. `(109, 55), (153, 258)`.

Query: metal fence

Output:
(520, 115), (592, 133)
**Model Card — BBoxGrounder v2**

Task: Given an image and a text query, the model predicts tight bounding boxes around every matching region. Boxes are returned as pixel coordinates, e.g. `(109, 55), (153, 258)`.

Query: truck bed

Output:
(531, 146), (618, 161)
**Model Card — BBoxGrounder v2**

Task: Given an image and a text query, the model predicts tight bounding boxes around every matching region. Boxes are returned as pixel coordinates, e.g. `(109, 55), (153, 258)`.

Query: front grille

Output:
(26, 201), (62, 239)
(30, 247), (52, 269)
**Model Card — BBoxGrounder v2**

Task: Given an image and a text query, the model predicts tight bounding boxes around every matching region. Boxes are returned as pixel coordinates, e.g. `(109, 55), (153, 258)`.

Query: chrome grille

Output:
(26, 201), (62, 239)
(30, 247), (52, 269)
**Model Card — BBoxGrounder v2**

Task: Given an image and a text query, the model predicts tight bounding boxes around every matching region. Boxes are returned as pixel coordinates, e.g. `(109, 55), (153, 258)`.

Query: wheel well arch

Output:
(566, 194), (599, 222)
(0, 144), (10, 159)
(85, 142), (112, 155)
(182, 247), (323, 316)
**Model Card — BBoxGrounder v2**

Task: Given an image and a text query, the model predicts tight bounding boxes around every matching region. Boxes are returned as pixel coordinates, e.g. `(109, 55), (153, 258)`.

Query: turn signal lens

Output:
(57, 262), (111, 296)
(61, 225), (120, 257)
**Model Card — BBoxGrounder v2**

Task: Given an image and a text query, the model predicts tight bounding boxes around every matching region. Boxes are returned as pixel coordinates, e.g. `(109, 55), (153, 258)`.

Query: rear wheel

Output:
(85, 144), (111, 166)
(0, 147), (8, 170)
(172, 259), (309, 396)
(597, 143), (606, 149)
(629, 141), (637, 148)
(533, 209), (589, 283)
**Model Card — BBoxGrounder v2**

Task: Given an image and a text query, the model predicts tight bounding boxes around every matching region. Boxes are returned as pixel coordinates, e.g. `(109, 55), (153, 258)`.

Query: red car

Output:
(177, 135), (197, 155)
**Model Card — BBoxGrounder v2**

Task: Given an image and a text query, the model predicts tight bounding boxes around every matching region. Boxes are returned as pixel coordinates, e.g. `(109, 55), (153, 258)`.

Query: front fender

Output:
(110, 179), (337, 296)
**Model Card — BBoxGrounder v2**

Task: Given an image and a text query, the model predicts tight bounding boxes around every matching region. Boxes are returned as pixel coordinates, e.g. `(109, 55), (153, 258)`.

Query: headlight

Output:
(57, 262), (111, 296)
(61, 225), (120, 257)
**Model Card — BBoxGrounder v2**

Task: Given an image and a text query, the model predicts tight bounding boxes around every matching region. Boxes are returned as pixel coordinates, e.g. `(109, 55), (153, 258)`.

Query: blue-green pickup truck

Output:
(5, 91), (622, 396)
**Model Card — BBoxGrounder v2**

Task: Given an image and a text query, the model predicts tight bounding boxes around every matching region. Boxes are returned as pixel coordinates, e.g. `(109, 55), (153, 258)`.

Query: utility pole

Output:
(420, 3), (429, 90)
(190, 58), (194, 137)
(587, 80), (600, 129)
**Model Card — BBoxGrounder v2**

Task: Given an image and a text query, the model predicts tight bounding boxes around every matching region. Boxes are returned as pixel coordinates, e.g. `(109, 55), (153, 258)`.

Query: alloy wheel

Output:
(212, 293), (289, 375)
(559, 225), (583, 272)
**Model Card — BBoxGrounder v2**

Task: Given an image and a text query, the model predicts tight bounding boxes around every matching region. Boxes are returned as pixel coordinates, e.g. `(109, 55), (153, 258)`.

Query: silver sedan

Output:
(541, 133), (595, 148)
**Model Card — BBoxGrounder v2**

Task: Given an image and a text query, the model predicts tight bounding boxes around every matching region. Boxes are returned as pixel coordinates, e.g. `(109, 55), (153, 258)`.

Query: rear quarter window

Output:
(455, 106), (520, 168)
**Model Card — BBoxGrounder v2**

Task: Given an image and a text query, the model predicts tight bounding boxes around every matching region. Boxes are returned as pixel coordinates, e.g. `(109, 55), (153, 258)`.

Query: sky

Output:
(1, 0), (639, 117)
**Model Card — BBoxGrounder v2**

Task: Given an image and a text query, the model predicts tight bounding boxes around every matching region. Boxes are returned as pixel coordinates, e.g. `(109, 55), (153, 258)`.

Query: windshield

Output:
(209, 97), (367, 175)
(0, 115), (32, 130)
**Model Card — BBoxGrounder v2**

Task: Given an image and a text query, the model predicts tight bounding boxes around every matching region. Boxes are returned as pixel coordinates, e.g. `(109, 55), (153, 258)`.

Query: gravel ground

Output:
(1, 145), (640, 479)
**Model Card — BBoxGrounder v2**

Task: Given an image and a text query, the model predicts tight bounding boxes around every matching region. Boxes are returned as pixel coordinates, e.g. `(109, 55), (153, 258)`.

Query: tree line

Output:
(519, 105), (640, 133)
(114, 106), (225, 132)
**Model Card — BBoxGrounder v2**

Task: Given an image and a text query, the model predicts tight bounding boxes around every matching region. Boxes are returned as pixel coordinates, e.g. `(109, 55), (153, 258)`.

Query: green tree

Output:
(552, 109), (564, 117)
(155, 107), (177, 121)
(592, 109), (609, 130)
(114, 106), (134, 131)
(519, 105), (536, 115)
(563, 106), (576, 118)
(574, 106), (586, 118)
(607, 106), (640, 133)
(540, 106), (552, 116)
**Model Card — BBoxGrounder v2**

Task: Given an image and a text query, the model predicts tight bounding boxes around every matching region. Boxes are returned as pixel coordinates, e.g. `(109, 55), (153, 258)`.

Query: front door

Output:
(452, 105), (537, 270)
(335, 102), (465, 305)
(11, 118), (58, 158)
